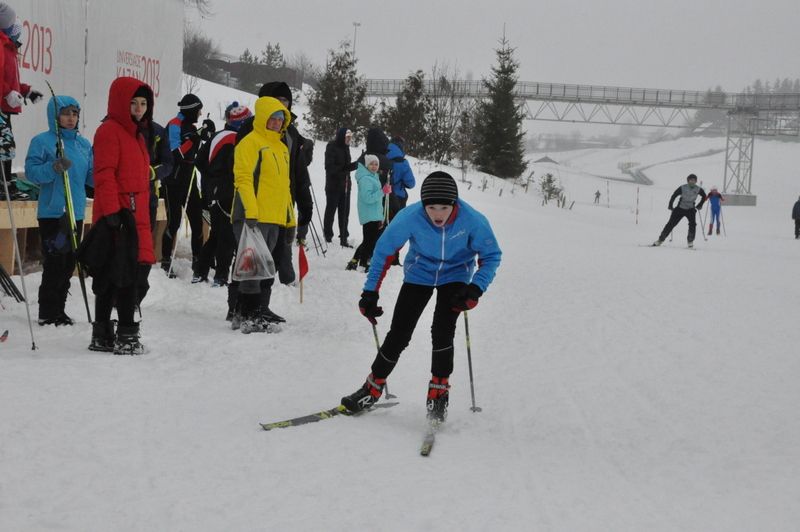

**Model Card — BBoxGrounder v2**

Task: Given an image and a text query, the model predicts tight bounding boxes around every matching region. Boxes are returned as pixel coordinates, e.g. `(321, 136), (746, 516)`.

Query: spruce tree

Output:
(473, 36), (528, 179)
(307, 43), (373, 142)
(376, 70), (430, 156)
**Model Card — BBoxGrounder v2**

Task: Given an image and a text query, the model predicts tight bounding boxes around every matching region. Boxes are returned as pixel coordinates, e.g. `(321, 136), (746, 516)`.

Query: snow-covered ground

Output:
(2, 79), (800, 531)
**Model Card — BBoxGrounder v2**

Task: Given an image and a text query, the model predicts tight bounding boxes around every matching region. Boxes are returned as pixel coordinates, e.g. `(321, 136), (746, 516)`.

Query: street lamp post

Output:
(352, 21), (361, 60)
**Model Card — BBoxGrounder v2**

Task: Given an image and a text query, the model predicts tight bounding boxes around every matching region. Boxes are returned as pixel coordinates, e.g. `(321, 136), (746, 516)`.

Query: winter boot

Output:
(161, 260), (176, 279)
(114, 323), (145, 355)
(345, 259), (358, 271)
(688, 241), (694, 248)
(39, 312), (74, 326)
(652, 240), (663, 247)
(426, 376), (450, 422)
(341, 373), (386, 413)
(716, 226), (720, 235)
(340, 238), (353, 248)
(88, 320), (116, 352)
(708, 224), (713, 236)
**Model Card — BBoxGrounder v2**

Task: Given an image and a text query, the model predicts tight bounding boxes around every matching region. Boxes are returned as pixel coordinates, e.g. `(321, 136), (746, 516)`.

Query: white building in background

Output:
(10, 0), (183, 170)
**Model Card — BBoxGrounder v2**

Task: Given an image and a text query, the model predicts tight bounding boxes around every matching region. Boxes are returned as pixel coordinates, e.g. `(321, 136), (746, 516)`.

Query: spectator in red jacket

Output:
(88, 77), (155, 355)
(0, 4), (42, 175)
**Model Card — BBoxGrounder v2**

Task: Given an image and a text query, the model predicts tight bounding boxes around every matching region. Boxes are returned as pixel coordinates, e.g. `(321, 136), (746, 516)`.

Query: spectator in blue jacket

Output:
(386, 137), (415, 220)
(24, 95), (93, 326)
(341, 171), (502, 422)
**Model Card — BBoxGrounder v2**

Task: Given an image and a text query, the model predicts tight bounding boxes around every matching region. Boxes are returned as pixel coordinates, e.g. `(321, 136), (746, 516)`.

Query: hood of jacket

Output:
(252, 96), (291, 140)
(106, 77), (153, 136)
(386, 142), (405, 159)
(334, 127), (350, 147)
(46, 95), (81, 139)
(366, 128), (389, 155)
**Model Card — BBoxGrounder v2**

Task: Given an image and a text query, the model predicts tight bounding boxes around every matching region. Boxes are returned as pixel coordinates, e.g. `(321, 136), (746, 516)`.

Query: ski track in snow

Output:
(2, 80), (800, 531)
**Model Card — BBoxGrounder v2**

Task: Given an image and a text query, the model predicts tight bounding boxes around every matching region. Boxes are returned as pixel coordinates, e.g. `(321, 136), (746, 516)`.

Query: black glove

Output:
(105, 212), (122, 230)
(358, 290), (383, 324)
(200, 119), (216, 141)
(450, 283), (483, 312)
(52, 157), (72, 174)
(696, 205), (703, 212)
(668, 205), (674, 211)
(245, 217), (258, 228)
(26, 89), (44, 104)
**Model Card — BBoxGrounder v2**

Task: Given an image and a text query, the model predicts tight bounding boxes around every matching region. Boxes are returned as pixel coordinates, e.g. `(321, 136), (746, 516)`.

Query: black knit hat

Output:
(420, 171), (458, 206)
(177, 93), (202, 110)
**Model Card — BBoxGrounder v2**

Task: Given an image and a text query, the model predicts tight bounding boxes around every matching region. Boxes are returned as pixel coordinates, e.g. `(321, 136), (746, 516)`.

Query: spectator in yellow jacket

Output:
(230, 96), (295, 333)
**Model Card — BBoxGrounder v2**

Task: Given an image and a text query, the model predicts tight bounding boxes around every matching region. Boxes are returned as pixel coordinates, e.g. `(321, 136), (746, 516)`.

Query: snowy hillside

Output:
(2, 79), (800, 531)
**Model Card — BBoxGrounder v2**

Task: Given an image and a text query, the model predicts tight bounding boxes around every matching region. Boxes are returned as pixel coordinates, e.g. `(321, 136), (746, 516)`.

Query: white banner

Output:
(10, 0), (183, 171)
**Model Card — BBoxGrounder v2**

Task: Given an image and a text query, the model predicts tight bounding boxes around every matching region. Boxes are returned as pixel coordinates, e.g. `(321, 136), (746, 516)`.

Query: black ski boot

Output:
(114, 323), (144, 355)
(88, 320), (115, 352)
(341, 373), (385, 413)
(426, 376), (450, 422)
(39, 313), (75, 326)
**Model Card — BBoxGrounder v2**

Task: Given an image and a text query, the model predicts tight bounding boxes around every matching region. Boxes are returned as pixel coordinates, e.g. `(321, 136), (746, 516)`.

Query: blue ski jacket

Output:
(24, 95), (93, 220)
(364, 199), (501, 294)
(355, 162), (384, 224)
(386, 142), (415, 198)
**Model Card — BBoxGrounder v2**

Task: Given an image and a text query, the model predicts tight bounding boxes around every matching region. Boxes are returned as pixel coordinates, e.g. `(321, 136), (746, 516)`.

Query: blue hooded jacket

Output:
(355, 162), (384, 224)
(386, 142), (415, 198)
(24, 95), (93, 220)
(364, 199), (501, 293)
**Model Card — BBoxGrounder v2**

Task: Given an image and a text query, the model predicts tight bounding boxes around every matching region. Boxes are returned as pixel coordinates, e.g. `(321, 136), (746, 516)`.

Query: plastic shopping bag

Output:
(232, 225), (276, 281)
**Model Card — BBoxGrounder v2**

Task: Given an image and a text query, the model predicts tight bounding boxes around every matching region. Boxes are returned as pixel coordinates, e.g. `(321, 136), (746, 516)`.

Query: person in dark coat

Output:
(195, 102), (252, 286)
(324, 127), (356, 246)
(792, 196), (800, 239)
(161, 93), (215, 278)
(88, 77), (156, 355)
(141, 119), (172, 241)
(386, 137), (415, 221)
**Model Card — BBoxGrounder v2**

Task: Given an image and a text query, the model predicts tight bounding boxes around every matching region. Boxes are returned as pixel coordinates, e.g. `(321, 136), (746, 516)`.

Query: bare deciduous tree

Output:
(425, 62), (474, 164)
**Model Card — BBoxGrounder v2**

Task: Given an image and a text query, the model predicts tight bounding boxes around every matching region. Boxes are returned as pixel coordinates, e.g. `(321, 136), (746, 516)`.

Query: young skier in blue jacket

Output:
(24, 95), (93, 325)
(341, 171), (502, 421)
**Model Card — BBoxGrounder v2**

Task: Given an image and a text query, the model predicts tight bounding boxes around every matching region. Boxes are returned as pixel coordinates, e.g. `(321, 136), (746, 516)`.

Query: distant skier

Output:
(594, 190), (601, 204)
(653, 174), (707, 248)
(707, 186), (724, 235)
(792, 196), (800, 239)
(340, 171), (502, 422)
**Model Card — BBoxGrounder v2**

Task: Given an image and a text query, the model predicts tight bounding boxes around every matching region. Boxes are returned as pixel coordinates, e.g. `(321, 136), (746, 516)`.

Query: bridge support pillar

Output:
(723, 111), (756, 196)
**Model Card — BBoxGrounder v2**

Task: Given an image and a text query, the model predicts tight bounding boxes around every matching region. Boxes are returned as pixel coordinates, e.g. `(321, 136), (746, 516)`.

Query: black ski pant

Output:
(161, 178), (203, 264)
(658, 207), (697, 243)
(273, 226), (297, 285)
(323, 184), (350, 243)
(370, 282), (463, 380)
(388, 193), (408, 222)
(351, 221), (382, 268)
(197, 204), (235, 282)
(37, 218), (82, 320)
(94, 263), (151, 327)
(795, 219), (800, 238)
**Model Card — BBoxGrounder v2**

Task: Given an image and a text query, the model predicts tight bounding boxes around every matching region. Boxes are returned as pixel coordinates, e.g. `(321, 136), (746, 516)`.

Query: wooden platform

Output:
(0, 199), (168, 275)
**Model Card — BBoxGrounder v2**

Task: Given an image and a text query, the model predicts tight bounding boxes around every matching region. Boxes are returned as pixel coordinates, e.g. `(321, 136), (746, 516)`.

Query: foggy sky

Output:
(189, 0), (799, 93)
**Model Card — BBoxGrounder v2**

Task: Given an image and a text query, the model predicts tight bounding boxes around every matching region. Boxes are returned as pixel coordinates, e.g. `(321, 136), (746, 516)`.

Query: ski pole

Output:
(696, 204), (707, 242)
(463, 311), (481, 412)
(167, 166), (198, 278)
(721, 209), (727, 237)
(1, 161), (37, 350)
(371, 322), (396, 399)
(307, 180), (328, 255)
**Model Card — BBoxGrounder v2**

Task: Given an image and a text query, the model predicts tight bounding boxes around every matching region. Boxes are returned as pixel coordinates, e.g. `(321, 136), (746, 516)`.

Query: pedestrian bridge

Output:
(366, 78), (800, 198)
